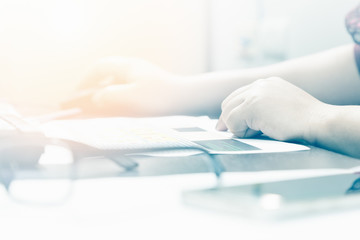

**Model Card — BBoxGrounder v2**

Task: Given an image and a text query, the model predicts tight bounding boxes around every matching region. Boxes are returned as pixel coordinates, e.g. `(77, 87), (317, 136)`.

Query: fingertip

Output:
(92, 88), (107, 108)
(215, 116), (228, 131)
(92, 84), (133, 110)
(61, 89), (95, 110)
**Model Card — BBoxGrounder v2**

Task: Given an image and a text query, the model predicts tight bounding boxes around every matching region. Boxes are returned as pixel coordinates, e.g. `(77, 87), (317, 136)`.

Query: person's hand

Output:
(62, 57), (180, 116)
(216, 77), (329, 142)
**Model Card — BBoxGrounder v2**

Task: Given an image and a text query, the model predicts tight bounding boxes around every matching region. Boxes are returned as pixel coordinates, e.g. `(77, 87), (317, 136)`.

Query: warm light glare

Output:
(47, 1), (86, 40)
(0, 0), (207, 106)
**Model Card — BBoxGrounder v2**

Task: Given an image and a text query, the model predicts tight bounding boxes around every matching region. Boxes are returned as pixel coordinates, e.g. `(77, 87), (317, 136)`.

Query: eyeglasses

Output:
(0, 139), (75, 205)
(0, 114), (223, 205)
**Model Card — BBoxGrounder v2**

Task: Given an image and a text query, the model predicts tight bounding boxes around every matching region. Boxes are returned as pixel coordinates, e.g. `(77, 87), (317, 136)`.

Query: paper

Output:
(41, 116), (309, 156)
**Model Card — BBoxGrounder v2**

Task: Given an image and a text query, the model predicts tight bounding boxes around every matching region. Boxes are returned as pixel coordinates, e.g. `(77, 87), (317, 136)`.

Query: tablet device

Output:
(183, 173), (360, 219)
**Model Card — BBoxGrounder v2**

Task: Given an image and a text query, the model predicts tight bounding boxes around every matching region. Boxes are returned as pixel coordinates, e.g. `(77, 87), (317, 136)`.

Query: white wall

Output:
(210, 0), (358, 71)
(1, 0), (357, 106)
(0, 0), (207, 105)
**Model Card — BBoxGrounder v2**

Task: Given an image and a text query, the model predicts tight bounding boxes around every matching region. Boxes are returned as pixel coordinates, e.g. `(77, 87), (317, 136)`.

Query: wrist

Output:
(178, 75), (224, 116)
(169, 76), (207, 116)
(304, 103), (339, 146)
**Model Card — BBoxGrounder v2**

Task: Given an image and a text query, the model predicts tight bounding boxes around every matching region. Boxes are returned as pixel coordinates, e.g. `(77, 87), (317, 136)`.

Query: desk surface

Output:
(74, 145), (360, 178)
(1, 145), (360, 240)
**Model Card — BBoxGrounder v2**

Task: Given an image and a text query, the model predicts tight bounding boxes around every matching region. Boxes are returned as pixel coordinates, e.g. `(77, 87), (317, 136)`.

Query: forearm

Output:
(177, 44), (360, 116)
(307, 105), (360, 158)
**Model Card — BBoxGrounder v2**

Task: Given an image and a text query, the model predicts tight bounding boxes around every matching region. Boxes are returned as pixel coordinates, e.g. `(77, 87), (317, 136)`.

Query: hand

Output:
(216, 77), (329, 142)
(62, 57), (180, 116)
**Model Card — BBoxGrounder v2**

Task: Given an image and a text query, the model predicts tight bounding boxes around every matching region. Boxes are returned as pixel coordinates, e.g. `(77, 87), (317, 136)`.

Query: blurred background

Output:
(0, 0), (357, 106)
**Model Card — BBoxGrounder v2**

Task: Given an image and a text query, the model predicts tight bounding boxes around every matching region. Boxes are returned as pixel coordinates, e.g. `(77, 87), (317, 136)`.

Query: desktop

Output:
(0, 104), (359, 240)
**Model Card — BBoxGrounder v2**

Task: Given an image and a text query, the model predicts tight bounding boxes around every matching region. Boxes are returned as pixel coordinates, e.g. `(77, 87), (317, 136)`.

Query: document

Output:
(41, 116), (309, 156)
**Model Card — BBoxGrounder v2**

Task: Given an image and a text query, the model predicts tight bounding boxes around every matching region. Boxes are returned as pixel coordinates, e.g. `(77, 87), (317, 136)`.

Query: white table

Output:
(1, 169), (359, 240)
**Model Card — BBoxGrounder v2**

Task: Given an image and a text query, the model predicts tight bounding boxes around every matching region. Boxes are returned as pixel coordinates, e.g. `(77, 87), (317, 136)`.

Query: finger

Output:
(217, 115), (258, 138)
(61, 88), (97, 110)
(78, 69), (111, 90)
(220, 95), (246, 126)
(223, 104), (251, 138)
(225, 104), (262, 138)
(215, 115), (228, 131)
(217, 90), (249, 132)
(221, 83), (253, 110)
(93, 84), (133, 106)
(222, 92), (264, 138)
(78, 57), (131, 90)
(92, 84), (139, 115)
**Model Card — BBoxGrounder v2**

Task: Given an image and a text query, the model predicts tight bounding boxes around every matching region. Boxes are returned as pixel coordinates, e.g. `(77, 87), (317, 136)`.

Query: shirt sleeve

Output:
(354, 45), (360, 75)
(346, 5), (360, 74)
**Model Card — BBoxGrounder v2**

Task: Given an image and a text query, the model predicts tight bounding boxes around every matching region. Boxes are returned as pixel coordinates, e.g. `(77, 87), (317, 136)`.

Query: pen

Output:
(31, 108), (83, 123)
(60, 88), (99, 111)
(0, 158), (14, 191)
(61, 77), (115, 112)
(106, 154), (138, 171)
(29, 87), (104, 123)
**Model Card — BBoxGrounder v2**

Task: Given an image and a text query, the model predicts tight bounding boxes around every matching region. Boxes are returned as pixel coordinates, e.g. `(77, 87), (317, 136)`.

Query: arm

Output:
(70, 44), (360, 117)
(308, 104), (360, 158)
(194, 44), (360, 158)
(67, 45), (360, 157)
(176, 44), (360, 116)
(215, 77), (360, 158)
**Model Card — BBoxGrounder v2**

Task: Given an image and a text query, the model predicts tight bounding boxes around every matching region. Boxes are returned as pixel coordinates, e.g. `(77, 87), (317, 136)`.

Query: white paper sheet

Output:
(41, 116), (309, 157)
